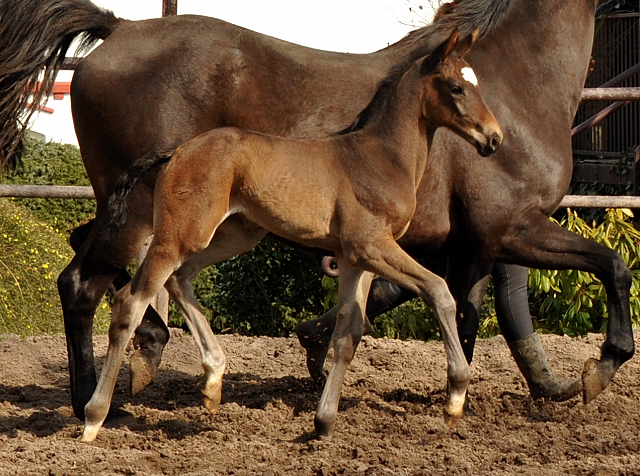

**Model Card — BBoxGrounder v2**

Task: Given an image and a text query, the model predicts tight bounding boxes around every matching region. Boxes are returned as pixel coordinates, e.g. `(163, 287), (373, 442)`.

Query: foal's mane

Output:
(339, 0), (512, 135)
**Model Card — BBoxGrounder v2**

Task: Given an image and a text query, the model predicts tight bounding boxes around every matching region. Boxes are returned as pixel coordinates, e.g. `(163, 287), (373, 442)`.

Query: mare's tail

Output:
(105, 150), (174, 238)
(0, 0), (120, 169)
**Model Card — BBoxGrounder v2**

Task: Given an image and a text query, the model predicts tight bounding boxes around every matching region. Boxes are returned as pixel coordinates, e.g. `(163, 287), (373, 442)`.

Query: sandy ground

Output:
(1, 329), (640, 475)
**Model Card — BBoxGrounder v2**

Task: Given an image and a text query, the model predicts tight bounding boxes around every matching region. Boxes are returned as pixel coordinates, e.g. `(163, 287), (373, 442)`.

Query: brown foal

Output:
(81, 31), (502, 441)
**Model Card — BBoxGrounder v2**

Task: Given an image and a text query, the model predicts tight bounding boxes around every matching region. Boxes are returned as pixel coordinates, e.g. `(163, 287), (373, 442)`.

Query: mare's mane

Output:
(339, 0), (513, 135)
(403, 0), (513, 54)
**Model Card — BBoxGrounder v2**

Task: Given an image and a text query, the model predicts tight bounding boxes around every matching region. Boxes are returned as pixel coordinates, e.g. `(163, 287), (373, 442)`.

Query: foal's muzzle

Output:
(476, 131), (503, 157)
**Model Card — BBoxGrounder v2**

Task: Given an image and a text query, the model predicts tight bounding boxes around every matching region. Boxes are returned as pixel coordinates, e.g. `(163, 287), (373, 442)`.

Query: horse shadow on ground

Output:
(0, 372), (567, 440)
(0, 384), (74, 437)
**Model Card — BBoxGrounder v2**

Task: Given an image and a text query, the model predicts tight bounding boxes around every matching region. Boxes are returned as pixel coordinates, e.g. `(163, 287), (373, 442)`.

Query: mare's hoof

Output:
(306, 351), (329, 385)
(295, 320), (332, 383)
(582, 358), (606, 404)
(532, 377), (582, 403)
(129, 349), (158, 396)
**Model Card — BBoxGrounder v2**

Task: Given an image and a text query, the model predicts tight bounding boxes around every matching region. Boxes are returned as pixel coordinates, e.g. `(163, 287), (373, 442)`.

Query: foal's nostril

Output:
(490, 132), (502, 152)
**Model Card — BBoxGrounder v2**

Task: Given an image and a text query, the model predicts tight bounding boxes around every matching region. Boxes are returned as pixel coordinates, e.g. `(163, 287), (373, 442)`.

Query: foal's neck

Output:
(353, 65), (432, 182)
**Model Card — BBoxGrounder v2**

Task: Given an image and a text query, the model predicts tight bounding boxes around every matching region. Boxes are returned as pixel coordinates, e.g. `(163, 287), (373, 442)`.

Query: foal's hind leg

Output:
(165, 217), (267, 412)
(314, 260), (374, 438)
(81, 245), (181, 442)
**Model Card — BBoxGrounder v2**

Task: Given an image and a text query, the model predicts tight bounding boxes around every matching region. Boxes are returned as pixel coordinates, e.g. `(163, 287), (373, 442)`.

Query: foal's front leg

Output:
(314, 260), (374, 438)
(356, 238), (470, 427)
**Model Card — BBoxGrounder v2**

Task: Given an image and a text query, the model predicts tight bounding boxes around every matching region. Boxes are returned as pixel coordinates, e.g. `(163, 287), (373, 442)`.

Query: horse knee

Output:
(423, 280), (456, 318)
(57, 264), (102, 318)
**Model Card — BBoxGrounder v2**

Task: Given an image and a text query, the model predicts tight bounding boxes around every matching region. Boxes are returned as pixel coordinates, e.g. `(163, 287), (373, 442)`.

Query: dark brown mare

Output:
(78, 31), (502, 441)
(0, 0), (632, 421)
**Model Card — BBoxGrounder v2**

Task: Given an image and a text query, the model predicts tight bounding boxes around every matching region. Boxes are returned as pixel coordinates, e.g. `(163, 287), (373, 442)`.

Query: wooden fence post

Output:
(162, 0), (177, 16)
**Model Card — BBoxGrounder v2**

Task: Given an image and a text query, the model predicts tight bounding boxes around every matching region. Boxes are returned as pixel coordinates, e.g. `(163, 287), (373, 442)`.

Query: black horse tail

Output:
(0, 0), (120, 170)
(105, 150), (174, 239)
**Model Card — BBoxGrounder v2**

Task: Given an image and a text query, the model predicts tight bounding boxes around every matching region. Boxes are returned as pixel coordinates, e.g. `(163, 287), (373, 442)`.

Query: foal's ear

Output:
(421, 29), (458, 75)
(453, 29), (479, 58)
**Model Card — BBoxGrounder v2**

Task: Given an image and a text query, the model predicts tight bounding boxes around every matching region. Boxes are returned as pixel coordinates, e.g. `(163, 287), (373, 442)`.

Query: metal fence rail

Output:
(2, 184), (640, 208)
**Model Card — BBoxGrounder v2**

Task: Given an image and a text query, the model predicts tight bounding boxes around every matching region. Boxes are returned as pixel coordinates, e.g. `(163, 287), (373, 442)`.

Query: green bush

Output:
(0, 138), (109, 336)
(3, 137), (95, 236)
(0, 199), (110, 336)
(169, 236), (327, 337)
(527, 208), (640, 336)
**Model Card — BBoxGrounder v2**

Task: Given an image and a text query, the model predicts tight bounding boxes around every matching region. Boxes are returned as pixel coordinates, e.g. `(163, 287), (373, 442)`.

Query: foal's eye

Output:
(450, 85), (464, 95)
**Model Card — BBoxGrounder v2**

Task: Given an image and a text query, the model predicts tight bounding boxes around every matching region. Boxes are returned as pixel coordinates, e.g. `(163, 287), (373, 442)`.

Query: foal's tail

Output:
(105, 150), (175, 239)
(0, 0), (120, 169)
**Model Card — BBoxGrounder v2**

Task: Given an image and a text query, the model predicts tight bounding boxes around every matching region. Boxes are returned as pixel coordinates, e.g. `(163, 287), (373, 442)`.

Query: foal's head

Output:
(420, 30), (503, 157)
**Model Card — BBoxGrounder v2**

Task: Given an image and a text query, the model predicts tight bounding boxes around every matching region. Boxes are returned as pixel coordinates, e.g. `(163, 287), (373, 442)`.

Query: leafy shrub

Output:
(3, 137), (95, 236)
(0, 199), (109, 336)
(0, 139), (109, 336)
(169, 236), (327, 337)
(527, 208), (640, 336)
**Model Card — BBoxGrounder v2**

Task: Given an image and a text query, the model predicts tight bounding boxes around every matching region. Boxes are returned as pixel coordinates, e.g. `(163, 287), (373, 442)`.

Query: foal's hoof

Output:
(202, 380), (223, 414)
(582, 358), (607, 404)
(129, 349), (158, 396)
(443, 407), (462, 429)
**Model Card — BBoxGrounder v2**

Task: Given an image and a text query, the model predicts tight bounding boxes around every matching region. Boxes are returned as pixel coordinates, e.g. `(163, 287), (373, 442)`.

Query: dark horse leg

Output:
(497, 213), (634, 403)
(296, 278), (418, 382)
(69, 220), (170, 396)
(493, 263), (581, 401)
(58, 216), (164, 419)
(296, 256), (446, 382)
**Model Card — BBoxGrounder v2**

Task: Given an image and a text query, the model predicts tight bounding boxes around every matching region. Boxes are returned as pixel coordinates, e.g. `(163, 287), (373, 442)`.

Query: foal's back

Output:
(158, 126), (414, 253)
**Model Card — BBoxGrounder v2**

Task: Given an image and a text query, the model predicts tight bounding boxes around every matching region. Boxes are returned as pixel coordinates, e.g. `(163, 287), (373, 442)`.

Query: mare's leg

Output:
(81, 244), (180, 442)
(314, 261), (374, 438)
(347, 238), (470, 428)
(296, 256), (447, 381)
(164, 216), (267, 411)
(70, 219), (170, 396)
(297, 278), (417, 382)
(493, 263), (581, 401)
(58, 214), (153, 419)
(446, 256), (491, 365)
(499, 212), (634, 403)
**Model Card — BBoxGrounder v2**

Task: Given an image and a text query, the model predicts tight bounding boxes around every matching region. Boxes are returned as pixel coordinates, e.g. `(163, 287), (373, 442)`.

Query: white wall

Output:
(29, 70), (77, 145)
